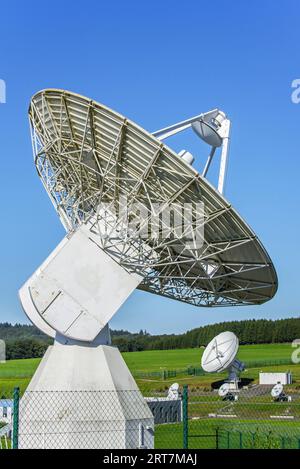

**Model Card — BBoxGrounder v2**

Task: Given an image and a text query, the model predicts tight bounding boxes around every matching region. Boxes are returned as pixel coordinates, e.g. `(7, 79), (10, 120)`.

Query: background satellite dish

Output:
(201, 331), (244, 391)
(271, 383), (283, 398)
(270, 382), (288, 402)
(218, 382), (230, 398)
(201, 331), (239, 373)
(218, 382), (237, 401)
(271, 383), (291, 402)
(167, 383), (180, 400)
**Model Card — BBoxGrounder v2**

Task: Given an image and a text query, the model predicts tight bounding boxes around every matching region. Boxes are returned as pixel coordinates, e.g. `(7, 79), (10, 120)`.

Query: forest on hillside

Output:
(0, 317), (299, 358)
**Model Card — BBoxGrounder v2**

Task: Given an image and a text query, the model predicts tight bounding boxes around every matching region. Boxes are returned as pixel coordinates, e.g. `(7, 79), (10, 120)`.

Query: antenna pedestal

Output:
(18, 331), (154, 449)
(225, 359), (245, 391)
(18, 225), (154, 448)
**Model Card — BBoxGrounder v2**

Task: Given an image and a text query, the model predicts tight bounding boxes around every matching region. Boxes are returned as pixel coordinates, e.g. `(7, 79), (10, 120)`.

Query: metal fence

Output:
(1, 384), (300, 449)
(133, 358), (293, 380)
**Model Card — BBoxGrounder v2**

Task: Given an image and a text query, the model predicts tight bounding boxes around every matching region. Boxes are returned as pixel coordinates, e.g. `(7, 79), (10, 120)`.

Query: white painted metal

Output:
(19, 89), (278, 448)
(201, 331), (245, 391)
(178, 149), (194, 165)
(19, 284), (56, 339)
(191, 119), (223, 147)
(201, 331), (239, 373)
(271, 383), (284, 398)
(218, 383), (230, 397)
(18, 340), (154, 449)
(28, 89), (278, 307)
(259, 372), (292, 385)
(19, 225), (142, 341)
(154, 109), (229, 192)
(152, 110), (219, 141)
(202, 147), (216, 177)
(0, 400), (13, 425)
(217, 120), (231, 194)
(167, 383), (180, 400)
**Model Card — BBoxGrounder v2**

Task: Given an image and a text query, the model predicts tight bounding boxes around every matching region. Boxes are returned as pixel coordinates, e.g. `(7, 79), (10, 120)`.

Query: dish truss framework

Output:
(29, 90), (278, 308)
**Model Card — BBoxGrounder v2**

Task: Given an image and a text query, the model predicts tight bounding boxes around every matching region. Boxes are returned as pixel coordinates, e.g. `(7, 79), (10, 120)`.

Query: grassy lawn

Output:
(123, 343), (294, 373)
(155, 418), (300, 449)
(0, 358), (41, 396)
(0, 343), (298, 396)
(0, 347), (299, 450)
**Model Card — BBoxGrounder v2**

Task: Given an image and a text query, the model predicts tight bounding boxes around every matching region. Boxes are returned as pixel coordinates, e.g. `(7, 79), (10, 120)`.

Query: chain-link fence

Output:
(133, 358), (294, 380)
(186, 385), (300, 449)
(1, 384), (300, 449)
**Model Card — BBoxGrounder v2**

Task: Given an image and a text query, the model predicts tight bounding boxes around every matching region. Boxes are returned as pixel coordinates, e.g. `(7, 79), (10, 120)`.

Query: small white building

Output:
(0, 399), (13, 424)
(259, 372), (292, 385)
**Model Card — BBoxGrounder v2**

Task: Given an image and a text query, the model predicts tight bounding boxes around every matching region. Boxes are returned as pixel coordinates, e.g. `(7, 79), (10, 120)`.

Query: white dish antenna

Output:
(167, 383), (180, 400)
(218, 382), (238, 401)
(24, 89), (277, 317)
(20, 89), (278, 345)
(201, 331), (244, 389)
(18, 89), (278, 449)
(201, 331), (239, 373)
(271, 383), (284, 399)
(270, 383), (291, 402)
(218, 382), (231, 398)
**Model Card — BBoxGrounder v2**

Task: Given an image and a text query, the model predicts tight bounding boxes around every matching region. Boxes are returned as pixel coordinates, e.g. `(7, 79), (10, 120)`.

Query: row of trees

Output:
(112, 317), (300, 352)
(5, 339), (49, 360)
(0, 322), (50, 343)
(1, 318), (299, 356)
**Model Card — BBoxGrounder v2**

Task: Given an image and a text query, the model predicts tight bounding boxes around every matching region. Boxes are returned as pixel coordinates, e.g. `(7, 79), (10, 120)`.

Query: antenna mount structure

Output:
(153, 109), (231, 194)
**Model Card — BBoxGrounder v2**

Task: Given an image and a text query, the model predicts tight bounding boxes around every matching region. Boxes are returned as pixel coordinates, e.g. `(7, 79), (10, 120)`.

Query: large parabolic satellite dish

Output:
(18, 89), (278, 449)
(26, 89), (277, 314)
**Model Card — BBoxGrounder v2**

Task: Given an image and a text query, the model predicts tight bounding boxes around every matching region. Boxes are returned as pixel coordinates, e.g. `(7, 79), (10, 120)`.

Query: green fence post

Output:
(215, 427), (219, 449)
(182, 384), (188, 449)
(227, 430), (230, 449)
(239, 431), (243, 449)
(12, 387), (20, 449)
(251, 432), (255, 448)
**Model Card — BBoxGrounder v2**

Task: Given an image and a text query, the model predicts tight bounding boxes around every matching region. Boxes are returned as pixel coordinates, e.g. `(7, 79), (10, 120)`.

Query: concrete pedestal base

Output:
(18, 338), (154, 449)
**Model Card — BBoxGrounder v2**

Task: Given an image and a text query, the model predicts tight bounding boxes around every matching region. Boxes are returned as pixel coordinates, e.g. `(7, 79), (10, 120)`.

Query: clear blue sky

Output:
(0, 0), (299, 334)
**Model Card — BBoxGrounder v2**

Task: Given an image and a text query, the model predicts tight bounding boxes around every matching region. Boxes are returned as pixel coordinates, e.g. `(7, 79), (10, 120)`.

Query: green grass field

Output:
(0, 343), (298, 395)
(155, 418), (300, 449)
(0, 344), (299, 449)
(123, 343), (294, 372)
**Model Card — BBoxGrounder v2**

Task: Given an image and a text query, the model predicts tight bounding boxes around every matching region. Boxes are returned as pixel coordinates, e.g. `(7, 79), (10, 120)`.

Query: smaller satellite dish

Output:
(167, 383), (180, 400)
(218, 383), (237, 401)
(271, 383), (283, 398)
(201, 331), (239, 373)
(218, 383), (230, 398)
(271, 383), (291, 402)
(201, 331), (244, 392)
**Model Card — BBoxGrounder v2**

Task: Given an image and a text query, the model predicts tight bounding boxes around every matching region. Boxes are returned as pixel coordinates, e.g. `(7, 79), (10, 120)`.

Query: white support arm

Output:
(152, 109), (219, 141)
(218, 120), (231, 195)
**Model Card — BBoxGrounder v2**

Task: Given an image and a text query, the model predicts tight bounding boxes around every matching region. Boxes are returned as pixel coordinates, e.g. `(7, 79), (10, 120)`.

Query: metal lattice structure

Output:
(29, 89), (277, 307)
